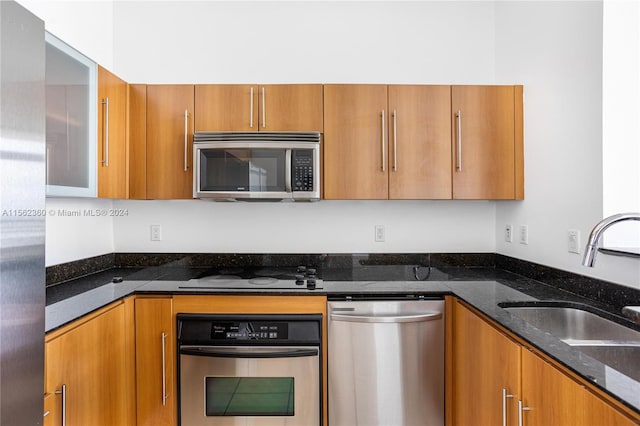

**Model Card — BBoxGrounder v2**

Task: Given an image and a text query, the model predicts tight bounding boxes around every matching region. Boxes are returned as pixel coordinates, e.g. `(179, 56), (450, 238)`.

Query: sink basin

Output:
(573, 344), (640, 382)
(501, 305), (640, 343)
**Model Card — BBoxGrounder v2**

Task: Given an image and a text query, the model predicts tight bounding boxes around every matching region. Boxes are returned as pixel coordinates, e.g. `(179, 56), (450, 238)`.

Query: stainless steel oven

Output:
(177, 314), (322, 426)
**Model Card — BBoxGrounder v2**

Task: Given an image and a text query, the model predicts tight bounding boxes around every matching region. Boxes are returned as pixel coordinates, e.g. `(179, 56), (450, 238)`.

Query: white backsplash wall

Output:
(45, 198), (115, 266)
(112, 199), (496, 254)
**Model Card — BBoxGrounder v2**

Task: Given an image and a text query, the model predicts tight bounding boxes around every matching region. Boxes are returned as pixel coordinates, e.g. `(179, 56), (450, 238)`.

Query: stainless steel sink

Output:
(501, 304), (640, 381)
(501, 305), (640, 343)
(572, 344), (640, 382)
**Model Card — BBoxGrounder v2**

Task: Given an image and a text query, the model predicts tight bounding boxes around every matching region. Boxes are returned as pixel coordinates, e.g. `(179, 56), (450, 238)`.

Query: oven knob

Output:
(295, 275), (305, 285)
(306, 279), (316, 290)
(297, 266), (307, 274)
(306, 268), (316, 276)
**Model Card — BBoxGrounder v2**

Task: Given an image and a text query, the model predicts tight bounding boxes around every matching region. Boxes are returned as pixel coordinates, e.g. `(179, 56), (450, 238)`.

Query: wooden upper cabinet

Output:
(323, 84), (389, 199)
(194, 84), (323, 132)
(146, 85), (194, 199)
(388, 85), (452, 199)
(97, 66), (127, 199)
(451, 85), (524, 200)
(128, 84), (147, 200)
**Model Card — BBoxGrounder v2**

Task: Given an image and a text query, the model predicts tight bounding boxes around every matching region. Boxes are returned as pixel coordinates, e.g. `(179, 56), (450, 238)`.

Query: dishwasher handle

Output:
(330, 311), (442, 323)
(180, 346), (319, 359)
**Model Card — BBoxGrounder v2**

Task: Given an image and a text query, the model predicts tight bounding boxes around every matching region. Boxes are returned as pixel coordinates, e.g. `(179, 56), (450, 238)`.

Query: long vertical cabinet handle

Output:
(502, 388), (514, 426)
(393, 109), (398, 171)
(455, 110), (462, 171)
(101, 98), (109, 166)
(184, 110), (189, 172)
(381, 109), (386, 172)
(518, 400), (532, 426)
(55, 384), (66, 426)
(161, 332), (168, 406)
(249, 87), (254, 128)
(261, 87), (266, 129)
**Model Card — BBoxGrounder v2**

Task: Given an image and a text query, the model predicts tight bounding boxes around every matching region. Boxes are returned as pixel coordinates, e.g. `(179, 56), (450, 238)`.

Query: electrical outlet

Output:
(519, 225), (528, 245)
(375, 225), (385, 242)
(568, 229), (581, 254)
(150, 225), (162, 241)
(505, 224), (513, 243)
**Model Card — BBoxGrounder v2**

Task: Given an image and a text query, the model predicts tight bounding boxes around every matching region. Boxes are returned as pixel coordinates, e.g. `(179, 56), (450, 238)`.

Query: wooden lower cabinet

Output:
(452, 299), (521, 426)
(451, 300), (639, 426)
(44, 300), (135, 426)
(135, 297), (176, 426)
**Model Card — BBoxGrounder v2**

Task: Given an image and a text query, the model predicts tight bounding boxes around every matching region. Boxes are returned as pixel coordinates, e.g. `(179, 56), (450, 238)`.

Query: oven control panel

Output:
(211, 321), (289, 340)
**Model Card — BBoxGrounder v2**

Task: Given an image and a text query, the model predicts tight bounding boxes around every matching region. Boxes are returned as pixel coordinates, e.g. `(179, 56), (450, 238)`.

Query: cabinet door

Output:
(45, 303), (130, 426)
(521, 350), (638, 426)
(147, 85), (194, 199)
(135, 298), (175, 426)
(388, 85), (452, 199)
(97, 66), (127, 199)
(259, 84), (323, 132)
(195, 84), (257, 132)
(323, 84), (389, 199)
(128, 84), (147, 199)
(451, 85), (523, 199)
(452, 301), (521, 426)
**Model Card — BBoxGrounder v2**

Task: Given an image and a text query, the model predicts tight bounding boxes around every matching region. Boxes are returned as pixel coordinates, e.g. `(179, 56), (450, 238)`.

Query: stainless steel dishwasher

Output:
(328, 298), (445, 426)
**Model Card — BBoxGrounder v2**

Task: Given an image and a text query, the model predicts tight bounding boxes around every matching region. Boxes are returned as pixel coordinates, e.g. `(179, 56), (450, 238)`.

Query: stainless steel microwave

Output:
(193, 132), (321, 201)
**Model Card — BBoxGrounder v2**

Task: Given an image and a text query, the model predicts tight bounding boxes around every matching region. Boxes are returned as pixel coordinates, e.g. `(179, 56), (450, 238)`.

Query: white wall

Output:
(112, 199), (495, 254)
(31, 1), (640, 288)
(113, 1), (496, 84)
(17, 0), (115, 69)
(494, 1), (639, 288)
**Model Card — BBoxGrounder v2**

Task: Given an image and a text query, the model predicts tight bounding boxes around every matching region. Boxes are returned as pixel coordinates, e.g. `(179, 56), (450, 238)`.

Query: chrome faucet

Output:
(582, 213), (640, 267)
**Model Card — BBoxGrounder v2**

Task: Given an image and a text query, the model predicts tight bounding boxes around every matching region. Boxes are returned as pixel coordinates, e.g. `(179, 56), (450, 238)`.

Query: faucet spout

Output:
(582, 213), (640, 267)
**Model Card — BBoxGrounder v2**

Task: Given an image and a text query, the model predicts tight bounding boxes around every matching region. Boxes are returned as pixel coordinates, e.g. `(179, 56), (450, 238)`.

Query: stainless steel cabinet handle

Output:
(285, 149), (292, 193)
(101, 98), (109, 167)
(249, 87), (254, 128)
(330, 312), (442, 323)
(502, 388), (514, 426)
(161, 332), (168, 406)
(55, 384), (66, 426)
(381, 109), (386, 172)
(184, 109), (189, 172)
(518, 400), (532, 426)
(393, 109), (398, 171)
(261, 87), (266, 129)
(456, 110), (462, 171)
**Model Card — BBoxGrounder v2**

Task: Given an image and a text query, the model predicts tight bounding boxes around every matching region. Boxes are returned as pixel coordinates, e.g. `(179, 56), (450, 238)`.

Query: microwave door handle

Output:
(180, 347), (318, 358)
(285, 149), (292, 193)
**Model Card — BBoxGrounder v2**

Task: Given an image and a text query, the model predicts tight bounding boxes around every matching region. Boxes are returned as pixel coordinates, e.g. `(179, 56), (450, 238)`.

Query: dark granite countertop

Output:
(44, 254), (640, 416)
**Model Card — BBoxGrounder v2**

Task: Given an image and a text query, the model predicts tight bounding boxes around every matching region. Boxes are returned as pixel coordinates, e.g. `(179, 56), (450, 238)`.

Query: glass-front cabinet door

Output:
(45, 32), (97, 197)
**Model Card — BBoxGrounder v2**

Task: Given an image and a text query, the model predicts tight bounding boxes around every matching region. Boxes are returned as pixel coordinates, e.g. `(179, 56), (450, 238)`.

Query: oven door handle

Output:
(180, 347), (319, 359)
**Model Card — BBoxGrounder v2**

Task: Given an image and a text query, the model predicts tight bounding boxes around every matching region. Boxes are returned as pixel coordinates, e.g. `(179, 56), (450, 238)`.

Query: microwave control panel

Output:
(292, 149), (314, 192)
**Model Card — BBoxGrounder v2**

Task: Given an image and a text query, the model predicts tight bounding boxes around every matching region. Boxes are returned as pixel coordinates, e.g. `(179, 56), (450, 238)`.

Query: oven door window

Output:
(206, 377), (294, 416)
(199, 148), (286, 192)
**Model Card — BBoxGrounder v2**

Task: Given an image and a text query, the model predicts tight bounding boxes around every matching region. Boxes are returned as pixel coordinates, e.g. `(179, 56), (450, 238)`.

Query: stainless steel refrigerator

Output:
(0, 1), (46, 424)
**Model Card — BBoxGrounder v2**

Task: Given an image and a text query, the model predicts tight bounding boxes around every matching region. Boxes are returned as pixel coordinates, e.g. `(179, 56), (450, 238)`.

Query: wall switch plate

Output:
(519, 225), (529, 245)
(150, 225), (162, 241)
(505, 224), (513, 243)
(568, 229), (581, 254)
(375, 225), (385, 242)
